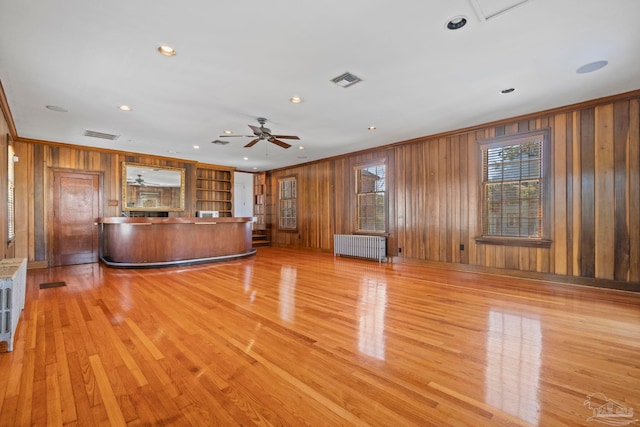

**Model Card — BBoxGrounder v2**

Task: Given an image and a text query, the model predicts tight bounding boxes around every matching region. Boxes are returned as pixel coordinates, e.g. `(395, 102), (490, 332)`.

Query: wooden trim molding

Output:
(391, 255), (639, 292)
(475, 236), (553, 248)
(0, 80), (18, 139)
(27, 261), (48, 269)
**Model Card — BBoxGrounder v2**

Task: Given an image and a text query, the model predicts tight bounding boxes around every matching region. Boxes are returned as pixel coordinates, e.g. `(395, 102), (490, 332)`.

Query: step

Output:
(252, 240), (271, 248)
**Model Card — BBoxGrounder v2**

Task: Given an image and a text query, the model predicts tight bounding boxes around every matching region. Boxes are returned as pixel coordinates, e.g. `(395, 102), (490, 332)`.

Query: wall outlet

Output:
(460, 244), (464, 251)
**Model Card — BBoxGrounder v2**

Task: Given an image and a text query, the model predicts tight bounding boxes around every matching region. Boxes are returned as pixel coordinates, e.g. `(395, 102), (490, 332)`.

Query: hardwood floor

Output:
(1, 247), (639, 426)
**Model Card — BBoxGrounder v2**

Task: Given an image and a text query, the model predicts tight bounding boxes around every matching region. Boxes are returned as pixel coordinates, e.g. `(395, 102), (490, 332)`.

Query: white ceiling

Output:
(1, 0), (639, 171)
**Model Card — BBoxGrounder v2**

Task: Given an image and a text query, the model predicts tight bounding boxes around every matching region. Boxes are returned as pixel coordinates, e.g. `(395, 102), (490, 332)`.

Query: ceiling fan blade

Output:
(272, 135), (300, 140)
(244, 139), (260, 148)
(219, 135), (253, 138)
(270, 138), (292, 149)
(248, 125), (263, 136)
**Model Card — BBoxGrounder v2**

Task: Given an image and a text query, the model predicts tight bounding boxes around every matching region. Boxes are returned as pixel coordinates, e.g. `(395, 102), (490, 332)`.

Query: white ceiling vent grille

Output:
(211, 139), (230, 145)
(82, 129), (120, 140)
(331, 72), (362, 88)
(468, 0), (532, 21)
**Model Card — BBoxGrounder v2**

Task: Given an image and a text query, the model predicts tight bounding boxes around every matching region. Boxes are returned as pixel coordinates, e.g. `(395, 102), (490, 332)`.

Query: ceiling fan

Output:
(220, 117), (300, 149)
(127, 174), (159, 186)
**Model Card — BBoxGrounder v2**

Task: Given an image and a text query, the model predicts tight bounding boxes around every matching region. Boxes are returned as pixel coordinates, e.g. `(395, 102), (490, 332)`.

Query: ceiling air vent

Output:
(211, 139), (230, 145)
(331, 72), (362, 88)
(82, 129), (119, 140)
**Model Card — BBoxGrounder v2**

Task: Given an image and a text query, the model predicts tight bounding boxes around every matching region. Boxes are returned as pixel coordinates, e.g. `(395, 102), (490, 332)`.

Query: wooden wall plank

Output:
(629, 99), (640, 283)
(518, 247), (528, 271)
(580, 108), (596, 278)
(33, 144), (46, 261)
(427, 142), (438, 260)
(505, 247), (518, 270)
(385, 149), (396, 256)
(594, 104), (615, 280)
(553, 113), (568, 275)
(438, 138), (447, 262)
(613, 101), (630, 281)
(571, 112), (582, 276)
(459, 135), (469, 264)
(394, 148), (406, 257)
(394, 149), (405, 256)
(565, 113), (574, 277)
(14, 141), (29, 258)
(451, 136), (460, 263)
(467, 131), (480, 265)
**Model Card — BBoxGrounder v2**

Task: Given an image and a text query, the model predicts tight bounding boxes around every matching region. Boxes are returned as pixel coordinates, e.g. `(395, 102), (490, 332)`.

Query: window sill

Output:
(354, 231), (388, 236)
(278, 228), (298, 233)
(475, 236), (552, 248)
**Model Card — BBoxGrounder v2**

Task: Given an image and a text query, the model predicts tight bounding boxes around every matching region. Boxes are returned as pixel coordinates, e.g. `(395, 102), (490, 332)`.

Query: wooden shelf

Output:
(253, 172), (267, 230)
(195, 167), (233, 217)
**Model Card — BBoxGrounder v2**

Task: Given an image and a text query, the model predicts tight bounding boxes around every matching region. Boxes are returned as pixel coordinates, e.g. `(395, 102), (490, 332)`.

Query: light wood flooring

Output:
(1, 247), (639, 426)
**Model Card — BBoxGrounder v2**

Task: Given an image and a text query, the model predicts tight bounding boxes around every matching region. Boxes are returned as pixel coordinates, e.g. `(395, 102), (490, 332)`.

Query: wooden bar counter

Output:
(98, 217), (256, 268)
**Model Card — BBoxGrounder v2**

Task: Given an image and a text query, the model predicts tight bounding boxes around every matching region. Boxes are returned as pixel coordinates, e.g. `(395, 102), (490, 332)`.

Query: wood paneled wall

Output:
(1, 82), (638, 289)
(268, 93), (640, 289)
(10, 142), (209, 264)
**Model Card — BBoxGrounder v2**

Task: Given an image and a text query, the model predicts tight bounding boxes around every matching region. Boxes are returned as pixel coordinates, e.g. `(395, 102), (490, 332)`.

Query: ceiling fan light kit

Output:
(219, 117), (300, 149)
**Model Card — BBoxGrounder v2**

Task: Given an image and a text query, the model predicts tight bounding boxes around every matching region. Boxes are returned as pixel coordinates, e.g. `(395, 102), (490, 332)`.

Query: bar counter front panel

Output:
(98, 217), (256, 268)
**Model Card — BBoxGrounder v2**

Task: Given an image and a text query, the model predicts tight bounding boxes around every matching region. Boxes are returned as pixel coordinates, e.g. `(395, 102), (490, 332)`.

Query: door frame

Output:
(47, 168), (103, 267)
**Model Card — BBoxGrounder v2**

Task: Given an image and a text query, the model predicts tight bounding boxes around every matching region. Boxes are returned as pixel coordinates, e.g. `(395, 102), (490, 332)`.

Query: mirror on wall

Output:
(122, 162), (185, 211)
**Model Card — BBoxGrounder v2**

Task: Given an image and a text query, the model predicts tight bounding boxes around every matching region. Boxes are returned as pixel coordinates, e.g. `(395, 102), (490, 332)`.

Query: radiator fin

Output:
(0, 258), (27, 351)
(334, 234), (386, 263)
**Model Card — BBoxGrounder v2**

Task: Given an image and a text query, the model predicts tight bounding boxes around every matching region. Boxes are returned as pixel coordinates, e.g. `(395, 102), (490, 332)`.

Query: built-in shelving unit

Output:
(195, 167), (233, 217)
(252, 172), (270, 247)
(253, 172), (266, 229)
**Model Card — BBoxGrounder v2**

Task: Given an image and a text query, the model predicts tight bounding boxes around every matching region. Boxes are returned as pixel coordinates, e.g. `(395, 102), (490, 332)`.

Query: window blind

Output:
(355, 164), (386, 233)
(482, 140), (543, 238)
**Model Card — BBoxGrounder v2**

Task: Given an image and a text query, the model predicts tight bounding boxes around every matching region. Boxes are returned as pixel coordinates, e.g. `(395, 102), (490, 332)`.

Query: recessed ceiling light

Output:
(252, 167), (258, 170)
(243, 157), (249, 160)
(446, 16), (467, 30)
(224, 130), (232, 135)
(368, 126), (377, 131)
(158, 45), (176, 57)
(501, 88), (516, 94)
(290, 96), (302, 104)
(576, 60), (608, 74)
(168, 150), (178, 154)
(193, 145), (200, 149)
(298, 146), (304, 150)
(45, 105), (68, 112)
(118, 105), (132, 111)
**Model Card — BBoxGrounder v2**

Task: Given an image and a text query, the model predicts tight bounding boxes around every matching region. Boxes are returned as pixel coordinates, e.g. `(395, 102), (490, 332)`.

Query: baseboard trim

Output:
(390, 256), (640, 293)
(27, 261), (48, 270)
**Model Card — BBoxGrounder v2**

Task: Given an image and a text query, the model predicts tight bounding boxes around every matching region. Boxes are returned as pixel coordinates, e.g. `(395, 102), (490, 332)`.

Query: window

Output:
(7, 141), (15, 243)
(278, 176), (297, 230)
(479, 130), (550, 246)
(355, 163), (386, 233)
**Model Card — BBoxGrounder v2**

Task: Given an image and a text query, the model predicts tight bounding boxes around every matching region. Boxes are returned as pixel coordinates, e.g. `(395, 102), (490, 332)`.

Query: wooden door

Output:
(51, 171), (101, 266)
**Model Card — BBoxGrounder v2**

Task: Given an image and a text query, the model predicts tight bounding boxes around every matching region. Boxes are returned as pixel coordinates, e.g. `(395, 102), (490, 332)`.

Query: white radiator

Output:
(334, 234), (387, 262)
(0, 258), (27, 352)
